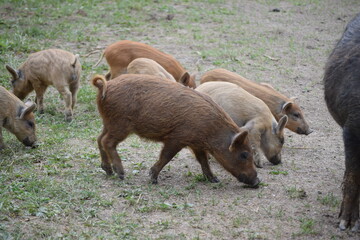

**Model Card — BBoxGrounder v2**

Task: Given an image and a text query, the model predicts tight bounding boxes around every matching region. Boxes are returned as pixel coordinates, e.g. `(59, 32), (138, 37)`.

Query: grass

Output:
(0, 0), (358, 239)
(317, 192), (340, 209)
(294, 217), (318, 236)
(286, 186), (308, 199)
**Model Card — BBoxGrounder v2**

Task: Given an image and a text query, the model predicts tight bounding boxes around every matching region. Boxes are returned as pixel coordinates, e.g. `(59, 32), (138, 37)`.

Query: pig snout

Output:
(22, 137), (37, 148)
(238, 173), (261, 188)
(269, 154), (282, 165)
(305, 128), (313, 135)
(297, 127), (313, 135)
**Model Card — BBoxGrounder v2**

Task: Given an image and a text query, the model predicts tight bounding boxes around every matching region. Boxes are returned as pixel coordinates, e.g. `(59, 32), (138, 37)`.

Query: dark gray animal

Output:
(324, 13), (360, 231)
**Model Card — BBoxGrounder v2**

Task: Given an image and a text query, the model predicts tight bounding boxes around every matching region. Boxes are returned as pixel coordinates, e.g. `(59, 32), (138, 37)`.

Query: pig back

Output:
(24, 49), (80, 85)
(196, 82), (273, 127)
(324, 15), (360, 127)
(97, 74), (238, 144)
(105, 40), (185, 81)
(0, 86), (22, 117)
(200, 69), (284, 107)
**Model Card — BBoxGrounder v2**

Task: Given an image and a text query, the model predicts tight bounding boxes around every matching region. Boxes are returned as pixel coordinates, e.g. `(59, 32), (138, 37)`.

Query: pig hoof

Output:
(101, 164), (113, 175)
(209, 176), (220, 183)
(352, 220), (359, 232)
(339, 220), (348, 231)
(149, 168), (159, 184)
(65, 115), (73, 122)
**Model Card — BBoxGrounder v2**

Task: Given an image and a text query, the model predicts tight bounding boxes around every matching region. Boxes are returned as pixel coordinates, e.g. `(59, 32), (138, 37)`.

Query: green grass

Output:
(286, 186), (307, 199)
(293, 217), (318, 236)
(317, 192), (340, 209)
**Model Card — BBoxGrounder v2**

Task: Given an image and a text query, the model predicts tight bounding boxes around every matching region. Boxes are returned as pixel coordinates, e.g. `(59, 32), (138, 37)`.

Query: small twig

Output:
(285, 146), (314, 150)
(81, 49), (101, 58)
(131, 193), (143, 214)
(264, 54), (280, 61)
(136, 193), (142, 204)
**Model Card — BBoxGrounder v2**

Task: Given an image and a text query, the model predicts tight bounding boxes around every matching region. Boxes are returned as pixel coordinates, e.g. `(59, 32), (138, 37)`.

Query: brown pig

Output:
(0, 86), (37, 149)
(91, 74), (260, 187)
(94, 40), (196, 88)
(200, 68), (312, 135)
(196, 81), (288, 168)
(127, 58), (176, 82)
(5, 49), (81, 122)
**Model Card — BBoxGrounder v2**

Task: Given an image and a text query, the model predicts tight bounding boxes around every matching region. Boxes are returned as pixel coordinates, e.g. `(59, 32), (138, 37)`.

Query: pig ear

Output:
(229, 130), (248, 152)
(290, 97), (298, 102)
(281, 101), (293, 114)
(190, 74), (196, 88)
(19, 100), (36, 119)
(242, 120), (255, 132)
(5, 65), (19, 80)
(179, 72), (190, 86)
(276, 115), (288, 135)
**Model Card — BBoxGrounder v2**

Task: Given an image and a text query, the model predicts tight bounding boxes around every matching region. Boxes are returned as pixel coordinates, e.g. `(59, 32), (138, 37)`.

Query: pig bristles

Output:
(91, 74), (107, 99)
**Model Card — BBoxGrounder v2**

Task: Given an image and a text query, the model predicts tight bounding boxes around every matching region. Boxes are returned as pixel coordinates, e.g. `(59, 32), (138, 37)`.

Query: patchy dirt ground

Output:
(2, 0), (360, 239)
(83, 1), (359, 239)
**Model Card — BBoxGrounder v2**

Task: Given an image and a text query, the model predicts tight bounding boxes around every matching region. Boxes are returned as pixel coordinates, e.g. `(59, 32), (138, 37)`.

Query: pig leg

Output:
(34, 85), (47, 114)
(69, 82), (79, 111)
(192, 148), (219, 183)
(253, 147), (263, 168)
(149, 142), (184, 184)
(339, 126), (360, 231)
(101, 130), (129, 180)
(0, 127), (4, 150)
(105, 72), (111, 81)
(110, 68), (126, 80)
(249, 133), (263, 168)
(97, 128), (113, 176)
(57, 86), (73, 122)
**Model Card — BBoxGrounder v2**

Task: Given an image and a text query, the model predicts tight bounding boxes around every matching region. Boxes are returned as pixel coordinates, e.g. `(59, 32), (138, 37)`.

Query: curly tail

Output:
(91, 74), (107, 99)
(71, 54), (79, 67)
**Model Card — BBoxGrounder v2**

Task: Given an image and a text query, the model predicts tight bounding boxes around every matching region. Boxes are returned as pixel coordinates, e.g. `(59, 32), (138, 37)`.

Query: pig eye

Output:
(292, 112), (300, 119)
(240, 152), (249, 160)
(27, 121), (34, 128)
(280, 137), (285, 145)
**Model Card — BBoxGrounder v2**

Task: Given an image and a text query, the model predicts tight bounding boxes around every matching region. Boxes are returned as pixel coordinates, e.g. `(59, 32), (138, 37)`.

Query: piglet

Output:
(0, 86), (37, 149)
(6, 49), (81, 122)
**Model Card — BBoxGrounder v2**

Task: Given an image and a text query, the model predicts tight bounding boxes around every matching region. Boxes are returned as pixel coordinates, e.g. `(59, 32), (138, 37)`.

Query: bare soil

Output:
(82, 1), (360, 239)
(106, 1), (360, 239)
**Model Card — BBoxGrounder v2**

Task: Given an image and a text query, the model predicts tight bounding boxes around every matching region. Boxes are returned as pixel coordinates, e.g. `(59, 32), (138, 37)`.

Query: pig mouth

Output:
(269, 155), (281, 165)
(297, 127), (313, 135)
(22, 137), (37, 148)
(238, 174), (261, 188)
